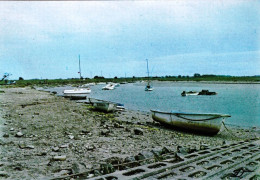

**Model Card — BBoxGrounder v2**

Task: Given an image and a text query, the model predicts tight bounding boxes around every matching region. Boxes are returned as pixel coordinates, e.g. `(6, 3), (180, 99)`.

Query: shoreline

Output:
(0, 87), (259, 179)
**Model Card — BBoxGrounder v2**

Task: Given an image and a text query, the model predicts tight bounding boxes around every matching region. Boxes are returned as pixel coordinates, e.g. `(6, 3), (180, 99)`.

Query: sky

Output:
(0, 1), (259, 80)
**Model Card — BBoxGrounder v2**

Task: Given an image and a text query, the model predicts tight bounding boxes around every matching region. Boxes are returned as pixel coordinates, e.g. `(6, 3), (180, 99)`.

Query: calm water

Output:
(44, 81), (260, 128)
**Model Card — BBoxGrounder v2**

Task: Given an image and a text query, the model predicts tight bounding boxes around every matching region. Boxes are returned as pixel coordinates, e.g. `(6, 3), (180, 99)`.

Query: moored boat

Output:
(150, 109), (231, 135)
(102, 83), (115, 90)
(145, 59), (153, 91)
(181, 91), (199, 96)
(198, 90), (217, 95)
(63, 88), (91, 94)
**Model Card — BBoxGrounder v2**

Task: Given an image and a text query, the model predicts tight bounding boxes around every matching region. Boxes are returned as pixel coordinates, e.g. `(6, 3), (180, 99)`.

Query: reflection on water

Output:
(43, 81), (260, 127)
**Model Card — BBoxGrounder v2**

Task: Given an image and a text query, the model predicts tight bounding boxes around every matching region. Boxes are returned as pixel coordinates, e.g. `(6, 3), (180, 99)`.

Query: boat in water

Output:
(89, 98), (118, 112)
(102, 83), (115, 90)
(198, 90), (217, 95)
(63, 88), (91, 94)
(181, 91), (199, 96)
(145, 59), (153, 91)
(150, 109), (231, 135)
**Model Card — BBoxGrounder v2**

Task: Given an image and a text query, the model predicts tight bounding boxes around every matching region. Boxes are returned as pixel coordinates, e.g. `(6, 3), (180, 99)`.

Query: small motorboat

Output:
(89, 98), (117, 112)
(151, 109), (231, 135)
(102, 83), (115, 90)
(181, 91), (199, 96)
(198, 90), (217, 95)
(63, 88), (91, 94)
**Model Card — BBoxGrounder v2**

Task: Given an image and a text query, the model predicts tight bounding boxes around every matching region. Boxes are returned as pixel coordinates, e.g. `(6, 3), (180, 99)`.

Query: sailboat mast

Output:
(79, 55), (81, 79)
(146, 59), (149, 78)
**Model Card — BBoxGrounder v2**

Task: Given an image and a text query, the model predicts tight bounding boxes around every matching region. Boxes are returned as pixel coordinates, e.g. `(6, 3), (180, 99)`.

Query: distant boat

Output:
(89, 98), (117, 112)
(151, 109), (231, 135)
(181, 91), (199, 96)
(102, 83), (115, 90)
(97, 82), (106, 85)
(63, 88), (91, 94)
(145, 59), (153, 91)
(198, 90), (217, 95)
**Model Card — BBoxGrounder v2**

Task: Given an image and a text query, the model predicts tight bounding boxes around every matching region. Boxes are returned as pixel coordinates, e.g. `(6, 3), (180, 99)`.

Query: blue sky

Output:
(0, 1), (259, 79)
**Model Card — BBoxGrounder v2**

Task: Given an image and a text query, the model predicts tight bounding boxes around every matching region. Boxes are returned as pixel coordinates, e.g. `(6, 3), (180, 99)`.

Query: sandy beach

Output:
(0, 87), (259, 179)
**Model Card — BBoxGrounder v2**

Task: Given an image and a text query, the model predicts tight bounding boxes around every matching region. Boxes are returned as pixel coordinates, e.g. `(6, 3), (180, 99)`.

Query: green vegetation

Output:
(0, 75), (259, 87)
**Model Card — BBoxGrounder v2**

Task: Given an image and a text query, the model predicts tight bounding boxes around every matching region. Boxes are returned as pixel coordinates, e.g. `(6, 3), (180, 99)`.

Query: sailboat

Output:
(63, 55), (91, 95)
(145, 59), (153, 91)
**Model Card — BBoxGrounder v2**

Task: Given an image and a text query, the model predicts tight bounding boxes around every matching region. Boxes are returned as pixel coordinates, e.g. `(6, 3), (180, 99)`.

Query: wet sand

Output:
(0, 87), (259, 179)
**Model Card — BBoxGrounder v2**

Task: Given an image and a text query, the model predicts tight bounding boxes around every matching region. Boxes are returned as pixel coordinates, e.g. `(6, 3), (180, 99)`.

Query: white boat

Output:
(181, 91), (199, 96)
(89, 98), (117, 112)
(102, 83), (115, 90)
(113, 83), (120, 87)
(145, 59), (153, 91)
(150, 110), (231, 135)
(63, 88), (91, 94)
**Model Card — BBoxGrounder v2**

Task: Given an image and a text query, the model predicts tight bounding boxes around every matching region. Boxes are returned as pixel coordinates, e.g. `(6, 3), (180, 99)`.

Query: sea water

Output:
(45, 81), (260, 128)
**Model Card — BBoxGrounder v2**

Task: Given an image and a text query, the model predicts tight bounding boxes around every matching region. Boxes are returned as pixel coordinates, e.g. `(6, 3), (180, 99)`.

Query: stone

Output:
(26, 145), (35, 149)
(134, 128), (144, 135)
(0, 171), (9, 177)
(100, 163), (115, 174)
(71, 162), (86, 174)
(101, 129), (110, 136)
(53, 155), (67, 161)
(81, 129), (90, 134)
(68, 135), (74, 139)
(60, 144), (69, 148)
(53, 170), (70, 177)
(86, 144), (95, 151)
(177, 146), (190, 155)
(15, 132), (23, 137)
(10, 128), (14, 131)
(3, 133), (9, 138)
(52, 147), (60, 152)
(161, 147), (171, 155)
(114, 123), (121, 128)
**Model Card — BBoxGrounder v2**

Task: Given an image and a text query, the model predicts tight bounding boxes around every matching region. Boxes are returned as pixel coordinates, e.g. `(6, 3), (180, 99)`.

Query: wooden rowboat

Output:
(89, 98), (117, 112)
(150, 110), (231, 135)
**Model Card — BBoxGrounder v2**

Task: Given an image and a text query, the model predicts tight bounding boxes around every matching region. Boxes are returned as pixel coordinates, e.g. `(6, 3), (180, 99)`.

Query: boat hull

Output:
(92, 102), (117, 112)
(151, 110), (231, 135)
(89, 98), (117, 112)
(63, 89), (91, 94)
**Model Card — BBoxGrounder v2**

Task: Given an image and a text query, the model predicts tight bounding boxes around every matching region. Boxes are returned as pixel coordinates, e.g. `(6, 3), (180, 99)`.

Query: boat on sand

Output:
(150, 109), (231, 135)
(63, 95), (87, 100)
(89, 98), (117, 112)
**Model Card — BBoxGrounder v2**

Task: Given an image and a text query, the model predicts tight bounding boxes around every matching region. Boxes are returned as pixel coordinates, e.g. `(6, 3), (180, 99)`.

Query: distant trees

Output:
(94, 76), (105, 79)
(19, 77), (24, 80)
(194, 73), (201, 77)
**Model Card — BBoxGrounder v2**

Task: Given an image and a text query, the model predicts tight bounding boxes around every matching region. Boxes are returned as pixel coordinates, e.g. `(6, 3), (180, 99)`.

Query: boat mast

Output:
(146, 59), (149, 78)
(79, 55), (81, 79)
(146, 59), (150, 85)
